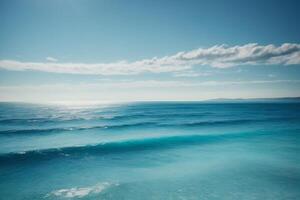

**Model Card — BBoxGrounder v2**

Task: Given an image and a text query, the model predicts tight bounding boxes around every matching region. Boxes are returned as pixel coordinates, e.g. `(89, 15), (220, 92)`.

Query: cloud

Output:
(172, 71), (211, 77)
(0, 43), (300, 75)
(0, 60), (189, 75)
(46, 57), (58, 62)
(196, 79), (300, 86)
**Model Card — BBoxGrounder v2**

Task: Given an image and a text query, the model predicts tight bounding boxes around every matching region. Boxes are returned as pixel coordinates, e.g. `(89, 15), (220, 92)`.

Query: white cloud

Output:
(196, 79), (300, 86)
(46, 56), (58, 62)
(0, 43), (300, 75)
(172, 70), (211, 77)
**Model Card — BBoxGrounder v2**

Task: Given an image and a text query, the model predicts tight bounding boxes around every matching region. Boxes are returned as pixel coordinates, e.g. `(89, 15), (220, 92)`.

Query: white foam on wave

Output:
(46, 182), (118, 198)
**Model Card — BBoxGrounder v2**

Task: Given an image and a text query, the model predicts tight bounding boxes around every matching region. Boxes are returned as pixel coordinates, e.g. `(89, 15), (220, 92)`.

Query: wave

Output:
(0, 122), (156, 135)
(163, 119), (256, 127)
(0, 118), (49, 124)
(107, 112), (213, 120)
(0, 112), (211, 124)
(0, 116), (95, 124)
(45, 182), (118, 198)
(0, 118), (288, 136)
(0, 127), (75, 135)
(0, 131), (266, 163)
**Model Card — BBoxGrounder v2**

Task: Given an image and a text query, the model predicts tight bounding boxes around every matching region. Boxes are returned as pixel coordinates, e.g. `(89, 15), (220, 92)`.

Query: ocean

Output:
(0, 102), (299, 200)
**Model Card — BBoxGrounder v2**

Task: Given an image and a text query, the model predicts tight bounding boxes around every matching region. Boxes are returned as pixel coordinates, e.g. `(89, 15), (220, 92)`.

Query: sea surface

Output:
(0, 102), (299, 200)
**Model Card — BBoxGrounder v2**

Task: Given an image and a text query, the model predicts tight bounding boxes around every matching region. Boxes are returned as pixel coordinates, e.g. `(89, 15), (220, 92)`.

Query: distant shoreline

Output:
(0, 97), (300, 105)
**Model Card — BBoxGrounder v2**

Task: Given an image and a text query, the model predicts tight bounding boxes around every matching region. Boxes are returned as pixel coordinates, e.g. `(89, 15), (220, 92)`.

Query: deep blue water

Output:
(0, 102), (299, 199)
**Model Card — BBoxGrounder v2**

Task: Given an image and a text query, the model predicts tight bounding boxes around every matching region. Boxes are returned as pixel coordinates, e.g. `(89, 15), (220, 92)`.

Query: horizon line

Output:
(0, 96), (299, 106)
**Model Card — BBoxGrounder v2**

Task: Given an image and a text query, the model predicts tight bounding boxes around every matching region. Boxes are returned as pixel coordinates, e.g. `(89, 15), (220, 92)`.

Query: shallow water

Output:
(0, 102), (299, 199)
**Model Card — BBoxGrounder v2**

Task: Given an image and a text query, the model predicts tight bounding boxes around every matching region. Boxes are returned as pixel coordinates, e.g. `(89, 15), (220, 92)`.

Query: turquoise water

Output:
(0, 102), (299, 199)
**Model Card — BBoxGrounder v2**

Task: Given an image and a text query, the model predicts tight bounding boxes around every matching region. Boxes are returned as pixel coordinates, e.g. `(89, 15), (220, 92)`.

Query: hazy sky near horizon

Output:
(1, 0), (300, 102)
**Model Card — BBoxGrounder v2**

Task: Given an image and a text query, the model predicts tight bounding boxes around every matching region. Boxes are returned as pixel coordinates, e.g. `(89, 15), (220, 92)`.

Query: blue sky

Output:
(0, 0), (300, 102)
